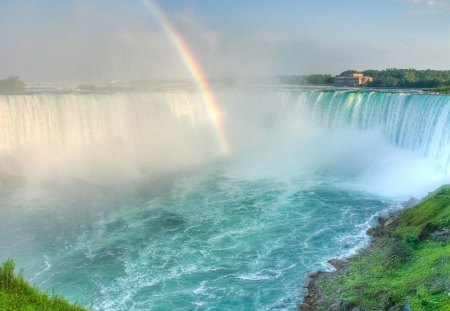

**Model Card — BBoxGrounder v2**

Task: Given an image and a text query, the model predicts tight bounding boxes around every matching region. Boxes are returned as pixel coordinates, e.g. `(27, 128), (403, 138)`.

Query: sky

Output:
(0, 0), (449, 83)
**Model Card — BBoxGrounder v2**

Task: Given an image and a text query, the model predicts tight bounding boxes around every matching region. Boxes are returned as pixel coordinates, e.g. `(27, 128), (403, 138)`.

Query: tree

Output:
(339, 70), (358, 77)
(0, 76), (25, 93)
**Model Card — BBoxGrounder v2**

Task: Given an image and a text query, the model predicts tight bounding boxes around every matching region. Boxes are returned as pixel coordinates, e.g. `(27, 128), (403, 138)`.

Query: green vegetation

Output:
(340, 186), (450, 310)
(278, 75), (335, 85)
(0, 259), (87, 311)
(279, 69), (450, 88)
(358, 68), (450, 88)
(74, 69), (450, 89)
(423, 87), (450, 94)
(0, 76), (25, 93)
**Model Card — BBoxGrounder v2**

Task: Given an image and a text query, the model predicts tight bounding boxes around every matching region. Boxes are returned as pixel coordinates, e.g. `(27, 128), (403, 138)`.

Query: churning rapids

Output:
(0, 88), (449, 310)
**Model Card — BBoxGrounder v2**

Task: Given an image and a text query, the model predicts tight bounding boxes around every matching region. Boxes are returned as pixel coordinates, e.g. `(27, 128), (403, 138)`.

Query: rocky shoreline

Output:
(299, 213), (406, 311)
(298, 188), (450, 311)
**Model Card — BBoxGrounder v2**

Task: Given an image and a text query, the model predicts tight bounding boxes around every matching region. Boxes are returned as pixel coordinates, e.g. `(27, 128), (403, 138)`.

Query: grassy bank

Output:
(0, 259), (87, 311)
(301, 185), (450, 311)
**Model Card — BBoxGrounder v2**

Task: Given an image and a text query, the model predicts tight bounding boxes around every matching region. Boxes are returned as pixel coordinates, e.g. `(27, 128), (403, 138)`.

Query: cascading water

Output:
(0, 88), (449, 310)
(298, 90), (450, 173)
(0, 92), (222, 184)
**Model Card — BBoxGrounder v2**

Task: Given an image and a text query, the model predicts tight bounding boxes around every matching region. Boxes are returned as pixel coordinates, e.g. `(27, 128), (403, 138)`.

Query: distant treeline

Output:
(0, 76), (25, 93)
(277, 75), (334, 86)
(278, 69), (450, 88)
(4, 70), (450, 92)
(423, 86), (450, 94)
(362, 69), (450, 88)
(341, 69), (450, 88)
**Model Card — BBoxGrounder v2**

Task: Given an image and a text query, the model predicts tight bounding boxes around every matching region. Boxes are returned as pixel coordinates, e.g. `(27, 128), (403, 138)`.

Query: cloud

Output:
(405, 0), (450, 13)
(0, 2), (315, 82)
(1, 1), (449, 82)
(170, 10), (297, 77)
(0, 1), (192, 83)
(411, 0), (437, 5)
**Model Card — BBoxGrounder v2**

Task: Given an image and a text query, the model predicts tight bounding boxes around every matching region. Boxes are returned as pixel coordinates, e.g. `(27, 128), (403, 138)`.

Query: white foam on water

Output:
(2, 88), (450, 310)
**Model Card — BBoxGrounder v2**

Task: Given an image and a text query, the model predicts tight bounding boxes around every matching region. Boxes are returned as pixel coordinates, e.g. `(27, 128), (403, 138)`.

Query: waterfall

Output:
(1, 88), (450, 185)
(0, 91), (221, 183)
(292, 90), (450, 173)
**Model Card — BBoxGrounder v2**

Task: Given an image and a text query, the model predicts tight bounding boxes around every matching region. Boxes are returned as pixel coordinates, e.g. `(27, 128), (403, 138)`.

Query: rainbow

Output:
(141, 0), (232, 156)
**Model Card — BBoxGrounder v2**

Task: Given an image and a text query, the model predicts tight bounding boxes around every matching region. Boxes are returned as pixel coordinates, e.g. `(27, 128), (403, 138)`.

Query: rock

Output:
(430, 228), (450, 242)
(366, 226), (377, 236)
(308, 270), (322, 278)
(342, 301), (357, 310)
(403, 300), (412, 311)
(367, 223), (385, 237)
(384, 217), (395, 226)
(300, 302), (313, 311)
(328, 300), (356, 311)
(328, 302), (341, 311)
(328, 259), (348, 269)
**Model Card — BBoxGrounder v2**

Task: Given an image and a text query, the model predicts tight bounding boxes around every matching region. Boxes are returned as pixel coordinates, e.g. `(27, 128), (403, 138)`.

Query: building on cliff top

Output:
(335, 73), (373, 86)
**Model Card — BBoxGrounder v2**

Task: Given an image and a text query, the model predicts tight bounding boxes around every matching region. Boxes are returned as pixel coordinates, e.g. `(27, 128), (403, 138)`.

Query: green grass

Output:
(340, 185), (450, 310)
(0, 259), (88, 311)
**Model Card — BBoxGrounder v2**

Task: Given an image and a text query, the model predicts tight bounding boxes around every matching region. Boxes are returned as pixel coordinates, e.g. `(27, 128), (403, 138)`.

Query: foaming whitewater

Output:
(0, 92), (223, 184)
(302, 90), (450, 172)
(1, 87), (450, 310)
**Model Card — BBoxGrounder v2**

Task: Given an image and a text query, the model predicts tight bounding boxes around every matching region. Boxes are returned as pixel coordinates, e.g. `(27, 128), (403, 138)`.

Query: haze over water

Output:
(1, 88), (449, 310)
(1, 0), (450, 310)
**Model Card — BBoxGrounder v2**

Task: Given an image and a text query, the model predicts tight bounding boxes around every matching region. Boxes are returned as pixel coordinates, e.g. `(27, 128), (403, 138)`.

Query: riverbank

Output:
(0, 259), (87, 311)
(300, 185), (450, 311)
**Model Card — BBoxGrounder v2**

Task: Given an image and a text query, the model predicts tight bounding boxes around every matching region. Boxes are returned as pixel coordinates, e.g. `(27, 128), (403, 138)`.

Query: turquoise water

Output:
(1, 168), (398, 310)
(1, 88), (449, 310)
